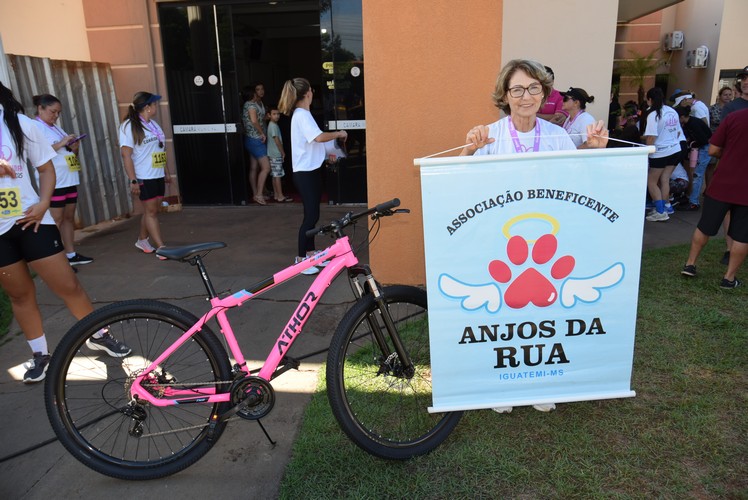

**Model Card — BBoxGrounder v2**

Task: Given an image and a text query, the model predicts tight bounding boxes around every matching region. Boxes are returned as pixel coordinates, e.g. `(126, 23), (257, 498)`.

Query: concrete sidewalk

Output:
(0, 204), (703, 498)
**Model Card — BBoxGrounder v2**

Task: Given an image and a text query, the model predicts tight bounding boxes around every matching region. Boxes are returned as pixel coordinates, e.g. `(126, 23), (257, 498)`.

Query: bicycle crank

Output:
(227, 376), (275, 421)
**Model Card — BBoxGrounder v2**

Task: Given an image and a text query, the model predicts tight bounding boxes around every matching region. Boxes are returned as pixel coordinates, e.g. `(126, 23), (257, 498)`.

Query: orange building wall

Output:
(363, 0), (503, 285)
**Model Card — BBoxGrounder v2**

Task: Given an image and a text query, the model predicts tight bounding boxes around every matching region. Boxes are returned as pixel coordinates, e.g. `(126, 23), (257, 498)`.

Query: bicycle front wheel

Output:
(45, 300), (232, 480)
(326, 285), (462, 459)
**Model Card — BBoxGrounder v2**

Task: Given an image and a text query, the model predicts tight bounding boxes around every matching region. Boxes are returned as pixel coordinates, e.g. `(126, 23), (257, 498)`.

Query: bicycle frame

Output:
(129, 236), (362, 407)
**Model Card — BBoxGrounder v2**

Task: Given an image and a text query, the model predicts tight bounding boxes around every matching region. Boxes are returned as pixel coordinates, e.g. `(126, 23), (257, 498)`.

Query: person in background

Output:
(681, 108), (748, 289)
(721, 66), (748, 120)
(278, 78), (347, 276)
(675, 105), (711, 212)
(642, 87), (683, 221)
(535, 66), (567, 126)
(672, 91), (709, 127)
(0, 82), (130, 384)
(119, 91), (170, 258)
(709, 86), (733, 133)
(608, 90), (621, 134)
(561, 87), (598, 148)
(669, 162), (689, 207)
(461, 59), (608, 414)
(266, 107), (292, 203)
(33, 94), (94, 268)
(609, 100), (642, 147)
(242, 83), (271, 205)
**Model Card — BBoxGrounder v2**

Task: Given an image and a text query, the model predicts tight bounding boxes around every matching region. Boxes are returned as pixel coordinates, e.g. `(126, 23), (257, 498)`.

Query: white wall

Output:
(0, 0), (90, 61)
(501, 0), (619, 126)
(711, 0), (748, 97)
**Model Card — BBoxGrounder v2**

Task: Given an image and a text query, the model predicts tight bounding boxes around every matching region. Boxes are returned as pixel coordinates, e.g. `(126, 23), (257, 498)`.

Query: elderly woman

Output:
(462, 59), (607, 157)
(460, 60), (607, 414)
(561, 87), (598, 148)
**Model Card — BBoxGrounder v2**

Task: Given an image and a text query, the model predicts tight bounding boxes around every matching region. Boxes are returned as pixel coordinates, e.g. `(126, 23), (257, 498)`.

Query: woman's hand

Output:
(17, 201), (49, 232)
(0, 159), (15, 178)
(584, 120), (609, 148)
(461, 125), (494, 155)
(337, 130), (347, 141)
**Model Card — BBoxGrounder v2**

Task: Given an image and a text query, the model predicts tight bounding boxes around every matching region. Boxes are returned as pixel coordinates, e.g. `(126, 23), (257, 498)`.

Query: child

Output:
(267, 108), (292, 202)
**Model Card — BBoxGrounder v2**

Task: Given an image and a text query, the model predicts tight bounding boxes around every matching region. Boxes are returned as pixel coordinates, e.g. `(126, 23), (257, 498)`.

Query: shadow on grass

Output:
(279, 240), (747, 498)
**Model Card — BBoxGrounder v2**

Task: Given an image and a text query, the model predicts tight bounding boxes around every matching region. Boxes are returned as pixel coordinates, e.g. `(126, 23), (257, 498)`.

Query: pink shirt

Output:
(538, 88), (568, 118)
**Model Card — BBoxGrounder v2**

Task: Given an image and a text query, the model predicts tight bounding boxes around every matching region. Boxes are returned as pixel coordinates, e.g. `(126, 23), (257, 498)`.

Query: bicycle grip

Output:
(375, 198), (400, 213)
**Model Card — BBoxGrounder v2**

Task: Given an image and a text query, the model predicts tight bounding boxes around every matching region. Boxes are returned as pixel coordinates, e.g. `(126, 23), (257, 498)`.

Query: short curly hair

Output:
(491, 59), (553, 114)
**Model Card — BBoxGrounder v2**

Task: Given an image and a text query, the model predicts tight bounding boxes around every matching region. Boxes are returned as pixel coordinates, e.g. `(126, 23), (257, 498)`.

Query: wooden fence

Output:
(6, 54), (132, 228)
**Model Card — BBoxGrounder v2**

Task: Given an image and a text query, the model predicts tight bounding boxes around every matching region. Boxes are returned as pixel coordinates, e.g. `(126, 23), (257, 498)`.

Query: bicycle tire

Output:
(45, 299), (232, 480)
(326, 285), (463, 459)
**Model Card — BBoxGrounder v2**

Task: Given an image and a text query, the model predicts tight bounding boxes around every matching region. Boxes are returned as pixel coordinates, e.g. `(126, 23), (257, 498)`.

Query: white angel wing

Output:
(560, 263), (625, 308)
(438, 274), (502, 313)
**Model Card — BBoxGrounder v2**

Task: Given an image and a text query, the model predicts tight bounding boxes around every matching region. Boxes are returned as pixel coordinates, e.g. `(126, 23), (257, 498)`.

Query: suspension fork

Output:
(347, 266), (414, 375)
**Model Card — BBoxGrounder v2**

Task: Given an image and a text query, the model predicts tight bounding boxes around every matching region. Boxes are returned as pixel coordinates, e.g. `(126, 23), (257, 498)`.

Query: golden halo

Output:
(502, 212), (559, 243)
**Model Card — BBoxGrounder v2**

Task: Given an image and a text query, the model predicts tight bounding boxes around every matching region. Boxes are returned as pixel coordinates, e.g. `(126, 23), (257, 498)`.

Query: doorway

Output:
(158, 0), (366, 206)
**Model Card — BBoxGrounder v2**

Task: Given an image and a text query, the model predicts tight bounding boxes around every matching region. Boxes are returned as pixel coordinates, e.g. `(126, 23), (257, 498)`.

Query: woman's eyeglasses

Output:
(507, 83), (543, 98)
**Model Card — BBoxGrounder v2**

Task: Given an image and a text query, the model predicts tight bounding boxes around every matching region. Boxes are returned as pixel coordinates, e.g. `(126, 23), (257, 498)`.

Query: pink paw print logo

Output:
(488, 234), (575, 308)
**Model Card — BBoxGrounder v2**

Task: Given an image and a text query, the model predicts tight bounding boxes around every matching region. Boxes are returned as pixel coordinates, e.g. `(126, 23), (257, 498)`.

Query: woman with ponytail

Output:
(642, 87), (683, 222)
(278, 78), (347, 275)
(33, 93), (94, 267)
(0, 82), (130, 383)
(119, 91), (170, 257)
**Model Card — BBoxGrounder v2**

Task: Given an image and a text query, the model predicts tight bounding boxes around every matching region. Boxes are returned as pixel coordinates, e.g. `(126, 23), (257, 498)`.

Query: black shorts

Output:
(697, 195), (748, 243)
(0, 224), (64, 267)
(50, 186), (78, 208)
(138, 178), (165, 201)
(648, 152), (681, 169)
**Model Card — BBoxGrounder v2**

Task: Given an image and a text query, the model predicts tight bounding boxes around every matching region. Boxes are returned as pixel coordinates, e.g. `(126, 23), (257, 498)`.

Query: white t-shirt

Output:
(34, 118), (80, 188)
(119, 119), (166, 180)
(0, 110), (57, 235)
(474, 116), (576, 155)
(563, 110), (597, 148)
(290, 108), (326, 172)
(671, 163), (688, 181)
(643, 106), (683, 158)
(690, 100), (709, 127)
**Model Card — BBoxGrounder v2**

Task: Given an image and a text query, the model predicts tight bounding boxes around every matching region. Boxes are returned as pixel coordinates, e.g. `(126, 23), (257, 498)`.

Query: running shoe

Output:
(68, 253), (94, 266)
(681, 264), (697, 277)
(156, 246), (168, 261)
(23, 352), (51, 383)
(86, 331), (132, 357)
(645, 211), (669, 222)
(295, 256), (319, 275)
(135, 238), (155, 254)
(719, 278), (742, 289)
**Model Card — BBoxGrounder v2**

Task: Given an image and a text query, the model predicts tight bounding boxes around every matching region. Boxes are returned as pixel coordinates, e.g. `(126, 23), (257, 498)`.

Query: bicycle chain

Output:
(137, 416), (242, 438)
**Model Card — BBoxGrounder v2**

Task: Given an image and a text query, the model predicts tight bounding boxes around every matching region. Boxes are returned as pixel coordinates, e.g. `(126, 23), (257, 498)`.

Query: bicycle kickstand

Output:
(256, 419), (276, 447)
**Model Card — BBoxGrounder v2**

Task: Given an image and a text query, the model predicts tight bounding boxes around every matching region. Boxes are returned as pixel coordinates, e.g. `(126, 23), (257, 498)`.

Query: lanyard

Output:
(507, 117), (540, 153)
(140, 119), (165, 145)
(563, 110), (586, 132)
(35, 116), (67, 140)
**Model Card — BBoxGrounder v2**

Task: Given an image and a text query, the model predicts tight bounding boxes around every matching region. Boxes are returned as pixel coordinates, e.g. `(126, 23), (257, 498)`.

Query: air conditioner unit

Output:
(663, 31), (684, 51)
(686, 45), (709, 69)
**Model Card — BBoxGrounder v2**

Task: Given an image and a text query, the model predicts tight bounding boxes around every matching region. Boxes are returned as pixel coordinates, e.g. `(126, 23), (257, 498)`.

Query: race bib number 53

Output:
(152, 151), (167, 169)
(0, 187), (23, 217)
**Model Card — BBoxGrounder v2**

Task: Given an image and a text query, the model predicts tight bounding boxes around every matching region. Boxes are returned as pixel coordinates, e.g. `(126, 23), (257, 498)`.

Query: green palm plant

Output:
(617, 49), (662, 105)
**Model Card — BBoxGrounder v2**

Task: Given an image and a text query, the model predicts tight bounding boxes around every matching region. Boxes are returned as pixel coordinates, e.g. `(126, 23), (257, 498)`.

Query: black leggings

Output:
(293, 168), (323, 257)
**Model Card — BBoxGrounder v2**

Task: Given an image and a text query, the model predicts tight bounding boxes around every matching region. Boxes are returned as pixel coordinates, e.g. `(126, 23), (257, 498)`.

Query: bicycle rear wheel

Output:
(45, 300), (232, 480)
(326, 285), (462, 459)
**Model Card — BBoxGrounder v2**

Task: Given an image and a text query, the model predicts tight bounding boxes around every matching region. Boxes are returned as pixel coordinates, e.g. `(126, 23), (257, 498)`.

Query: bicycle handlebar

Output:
(305, 198), (403, 238)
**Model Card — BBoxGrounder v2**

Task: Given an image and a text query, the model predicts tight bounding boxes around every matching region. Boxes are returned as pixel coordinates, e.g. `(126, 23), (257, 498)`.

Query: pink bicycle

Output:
(45, 199), (463, 480)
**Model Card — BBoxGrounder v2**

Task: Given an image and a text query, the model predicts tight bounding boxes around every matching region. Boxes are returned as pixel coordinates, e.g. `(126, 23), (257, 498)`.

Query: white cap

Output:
(674, 94), (693, 107)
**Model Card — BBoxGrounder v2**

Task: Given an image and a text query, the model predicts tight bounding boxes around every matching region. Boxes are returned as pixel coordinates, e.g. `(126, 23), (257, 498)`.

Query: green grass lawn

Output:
(279, 241), (747, 498)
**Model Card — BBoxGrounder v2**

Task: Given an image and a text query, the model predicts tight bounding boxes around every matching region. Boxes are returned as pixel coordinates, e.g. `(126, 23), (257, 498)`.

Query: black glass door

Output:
(159, 4), (247, 205)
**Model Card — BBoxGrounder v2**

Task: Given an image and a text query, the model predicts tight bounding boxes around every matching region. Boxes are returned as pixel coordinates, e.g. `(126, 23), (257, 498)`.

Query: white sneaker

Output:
(295, 256), (319, 275)
(491, 406), (513, 414)
(645, 211), (669, 222)
(135, 238), (155, 253)
(308, 251), (330, 268)
(533, 403), (556, 412)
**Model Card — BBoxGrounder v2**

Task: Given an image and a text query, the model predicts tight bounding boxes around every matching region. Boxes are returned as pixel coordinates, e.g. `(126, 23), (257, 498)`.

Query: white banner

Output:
(418, 148), (651, 412)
